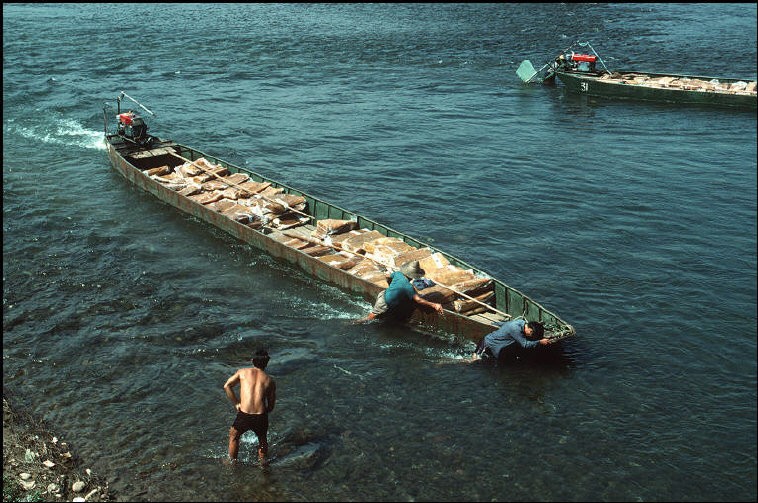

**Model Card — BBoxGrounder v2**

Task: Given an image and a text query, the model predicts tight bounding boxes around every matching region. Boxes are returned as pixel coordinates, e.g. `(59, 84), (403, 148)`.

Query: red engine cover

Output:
(118, 112), (134, 125)
(571, 53), (597, 63)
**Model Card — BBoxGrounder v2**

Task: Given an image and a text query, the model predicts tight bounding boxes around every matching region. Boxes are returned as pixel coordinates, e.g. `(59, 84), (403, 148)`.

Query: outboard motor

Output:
(117, 110), (153, 147)
(559, 52), (598, 73)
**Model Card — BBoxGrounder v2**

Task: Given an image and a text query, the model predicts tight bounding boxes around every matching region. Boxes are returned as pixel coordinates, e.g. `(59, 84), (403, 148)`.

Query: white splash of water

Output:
(7, 116), (106, 150)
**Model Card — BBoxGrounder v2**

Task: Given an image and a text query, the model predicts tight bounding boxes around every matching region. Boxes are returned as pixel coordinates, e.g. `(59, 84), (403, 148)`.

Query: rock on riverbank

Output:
(3, 390), (114, 502)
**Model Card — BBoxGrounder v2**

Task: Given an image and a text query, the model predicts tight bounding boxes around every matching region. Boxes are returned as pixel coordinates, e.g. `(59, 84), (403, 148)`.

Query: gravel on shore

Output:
(3, 389), (115, 502)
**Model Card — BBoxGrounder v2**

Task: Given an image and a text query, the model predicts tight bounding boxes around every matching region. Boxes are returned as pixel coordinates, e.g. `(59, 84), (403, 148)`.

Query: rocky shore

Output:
(3, 390), (114, 502)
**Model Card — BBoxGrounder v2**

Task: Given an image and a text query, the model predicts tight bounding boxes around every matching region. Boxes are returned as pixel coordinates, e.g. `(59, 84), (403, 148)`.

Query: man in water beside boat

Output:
(469, 319), (554, 363)
(356, 261), (444, 323)
(224, 348), (277, 465)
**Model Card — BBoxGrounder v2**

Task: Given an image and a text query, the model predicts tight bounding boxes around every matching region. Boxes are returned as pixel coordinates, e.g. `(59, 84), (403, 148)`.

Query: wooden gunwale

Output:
(105, 134), (575, 342)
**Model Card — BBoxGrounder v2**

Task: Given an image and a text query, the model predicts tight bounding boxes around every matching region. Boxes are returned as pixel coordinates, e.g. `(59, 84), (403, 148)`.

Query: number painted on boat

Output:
(580, 82), (589, 92)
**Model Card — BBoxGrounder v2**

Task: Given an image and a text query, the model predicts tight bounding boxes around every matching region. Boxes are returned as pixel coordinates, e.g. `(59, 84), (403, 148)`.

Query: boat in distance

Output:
(518, 41), (757, 110)
(102, 92), (576, 343)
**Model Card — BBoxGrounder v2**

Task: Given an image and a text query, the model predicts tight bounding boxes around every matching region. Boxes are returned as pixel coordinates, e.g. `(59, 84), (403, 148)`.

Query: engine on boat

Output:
(557, 52), (598, 73)
(117, 111), (153, 146)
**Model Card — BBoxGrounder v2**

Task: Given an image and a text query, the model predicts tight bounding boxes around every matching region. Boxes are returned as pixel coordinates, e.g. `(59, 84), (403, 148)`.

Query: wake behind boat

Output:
(518, 41), (757, 110)
(102, 92), (575, 343)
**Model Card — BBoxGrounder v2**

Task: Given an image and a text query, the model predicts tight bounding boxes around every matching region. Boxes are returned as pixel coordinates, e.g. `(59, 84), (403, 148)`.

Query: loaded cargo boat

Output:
(102, 92), (575, 343)
(517, 41), (757, 110)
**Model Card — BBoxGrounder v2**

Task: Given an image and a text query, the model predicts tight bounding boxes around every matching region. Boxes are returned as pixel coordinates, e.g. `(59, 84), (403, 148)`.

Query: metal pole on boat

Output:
(119, 91), (157, 117)
(579, 41), (612, 74)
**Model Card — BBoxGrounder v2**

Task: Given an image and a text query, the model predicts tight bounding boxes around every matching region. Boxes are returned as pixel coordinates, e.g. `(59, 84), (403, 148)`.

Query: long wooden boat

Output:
(555, 69), (757, 109)
(102, 93), (575, 343)
(518, 41), (757, 110)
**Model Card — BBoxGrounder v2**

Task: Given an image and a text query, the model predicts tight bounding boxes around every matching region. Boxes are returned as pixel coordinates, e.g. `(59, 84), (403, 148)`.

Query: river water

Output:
(3, 3), (756, 501)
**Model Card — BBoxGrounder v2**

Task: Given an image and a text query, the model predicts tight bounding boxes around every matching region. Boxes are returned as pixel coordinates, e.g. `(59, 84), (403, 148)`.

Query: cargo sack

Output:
(175, 162), (204, 177)
(348, 259), (388, 279)
(418, 284), (457, 305)
(418, 252), (451, 276)
(424, 265), (477, 286)
(218, 187), (244, 200)
(144, 165), (172, 177)
(364, 237), (417, 268)
(451, 277), (494, 297)
(272, 194), (307, 213)
(341, 230), (387, 254)
(188, 191), (225, 205)
(316, 252), (364, 270)
(220, 203), (256, 224)
(393, 247), (434, 269)
(453, 291), (495, 313)
(237, 181), (272, 196)
(178, 184), (202, 197)
(313, 219), (358, 238)
(328, 228), (371, 249)
(202, 179), (229, 191)
(363, 236), (415, 255)
(258, 186), (285, 198)
(208, 198), (238, 213)
(271, 214), (308, 230)
(301, 244), (333, 257)
(224, 173), (250, 185)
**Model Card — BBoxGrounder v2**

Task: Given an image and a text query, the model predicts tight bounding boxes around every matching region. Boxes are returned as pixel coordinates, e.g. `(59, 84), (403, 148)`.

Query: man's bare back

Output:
(225, 349), (277, 463)
(224, 367), (276, 414)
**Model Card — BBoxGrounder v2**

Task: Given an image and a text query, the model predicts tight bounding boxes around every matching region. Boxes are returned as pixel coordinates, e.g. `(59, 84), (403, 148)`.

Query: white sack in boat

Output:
(363, 236), (416, 255)
(178, 184), (202, 197)
(143, 165), (172, 177)
(188, 191), (225, 205)
(224, 173), (250, 185)
(341, 230), (386, 254)
(273, 194), (307, 212)
(313, 219), (358, 238)
(424, 265), (477, 286)
(393, 247), (434, 269)
(418, 252), (450, 276)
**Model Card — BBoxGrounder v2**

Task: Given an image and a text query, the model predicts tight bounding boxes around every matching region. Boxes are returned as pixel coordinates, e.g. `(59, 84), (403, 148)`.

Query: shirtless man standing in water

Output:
(224, 349), (277, 464)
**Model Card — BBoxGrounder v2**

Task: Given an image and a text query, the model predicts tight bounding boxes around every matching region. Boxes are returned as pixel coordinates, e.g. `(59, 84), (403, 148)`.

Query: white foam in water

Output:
(299, 300), (362, 320)
(8, 116), (106, 150)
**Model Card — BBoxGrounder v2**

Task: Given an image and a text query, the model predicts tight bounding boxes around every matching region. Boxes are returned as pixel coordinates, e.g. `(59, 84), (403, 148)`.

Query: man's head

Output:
(399, 261), (425, 280)
(252, 348), (270, 369)
(525, 321), (545, 339)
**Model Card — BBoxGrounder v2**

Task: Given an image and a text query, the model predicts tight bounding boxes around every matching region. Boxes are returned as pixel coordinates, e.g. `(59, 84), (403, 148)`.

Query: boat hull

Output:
(555, 70), (757, 109)
(105, 134), (574, 342)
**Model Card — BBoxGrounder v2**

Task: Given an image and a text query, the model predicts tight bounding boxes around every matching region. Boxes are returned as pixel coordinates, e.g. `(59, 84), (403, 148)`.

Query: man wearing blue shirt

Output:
(357, 261), (444, 322)
(471, 319), (553, 361)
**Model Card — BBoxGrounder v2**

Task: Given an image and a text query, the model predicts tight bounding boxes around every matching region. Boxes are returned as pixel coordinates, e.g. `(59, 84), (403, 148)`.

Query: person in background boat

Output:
(356, 261), (444, 323)
(470, 319), (553, 362)
(224, 348), (277, 465)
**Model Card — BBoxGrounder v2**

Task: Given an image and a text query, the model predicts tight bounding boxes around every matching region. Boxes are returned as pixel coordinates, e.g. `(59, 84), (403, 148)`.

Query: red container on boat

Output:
(118, 112), (134, 125)
(571, 53), (597, 63)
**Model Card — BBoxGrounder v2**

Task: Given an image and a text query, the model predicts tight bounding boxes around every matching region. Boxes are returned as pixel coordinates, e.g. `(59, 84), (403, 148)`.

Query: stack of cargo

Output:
(603, 73), (757, 95)
(307, 219), (496, 314)
(143, 158), (309, 230)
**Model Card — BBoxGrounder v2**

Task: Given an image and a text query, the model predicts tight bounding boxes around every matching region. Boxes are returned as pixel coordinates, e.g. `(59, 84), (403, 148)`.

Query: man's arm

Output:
(511, 329), (541, 349)
(413, 294), (444, 314)
(266, 380), (277, 413)
(223, 371), (241, 410)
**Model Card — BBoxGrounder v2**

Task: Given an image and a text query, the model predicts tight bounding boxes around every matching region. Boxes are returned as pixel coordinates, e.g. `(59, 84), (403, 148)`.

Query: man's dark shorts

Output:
(232, 411), (268, 439)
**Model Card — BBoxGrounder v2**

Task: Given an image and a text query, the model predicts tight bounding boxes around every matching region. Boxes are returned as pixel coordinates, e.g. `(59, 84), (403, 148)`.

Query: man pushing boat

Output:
(468, 319), (554, 363)
(356, 261), (444, 323)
